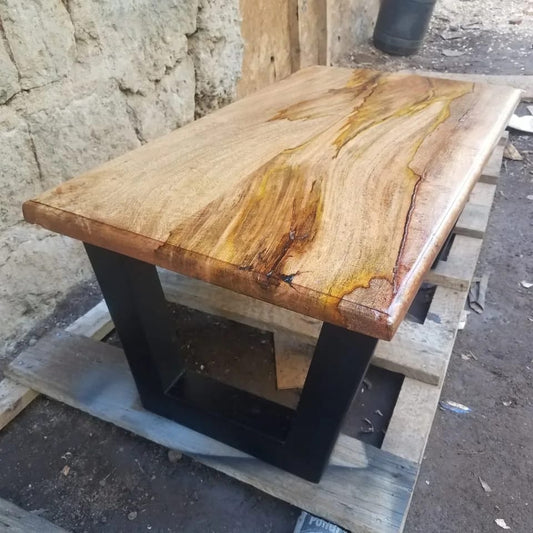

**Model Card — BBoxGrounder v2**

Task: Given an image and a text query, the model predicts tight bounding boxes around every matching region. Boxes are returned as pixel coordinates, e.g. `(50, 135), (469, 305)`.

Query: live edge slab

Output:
(23, 66), (520, 340)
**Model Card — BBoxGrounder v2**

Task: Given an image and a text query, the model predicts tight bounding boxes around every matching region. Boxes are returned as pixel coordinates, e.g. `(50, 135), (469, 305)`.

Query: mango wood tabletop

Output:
(23, 66), (521, 340)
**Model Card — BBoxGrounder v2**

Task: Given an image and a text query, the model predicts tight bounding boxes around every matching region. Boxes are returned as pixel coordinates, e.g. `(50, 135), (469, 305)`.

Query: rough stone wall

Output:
(0, 0), (242, 356)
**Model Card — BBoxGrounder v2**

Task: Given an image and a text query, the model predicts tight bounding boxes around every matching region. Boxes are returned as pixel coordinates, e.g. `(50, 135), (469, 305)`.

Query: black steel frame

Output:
(85, 243), (377, 483)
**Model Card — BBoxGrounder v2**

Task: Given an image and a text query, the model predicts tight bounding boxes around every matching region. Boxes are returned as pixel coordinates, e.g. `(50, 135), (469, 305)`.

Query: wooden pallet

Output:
(0, 497), (68, 533)
(0, 137), (505, 532)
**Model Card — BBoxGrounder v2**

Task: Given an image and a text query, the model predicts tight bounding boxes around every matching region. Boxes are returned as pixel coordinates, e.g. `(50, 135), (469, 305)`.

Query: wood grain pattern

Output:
(23, 67), (520, 340)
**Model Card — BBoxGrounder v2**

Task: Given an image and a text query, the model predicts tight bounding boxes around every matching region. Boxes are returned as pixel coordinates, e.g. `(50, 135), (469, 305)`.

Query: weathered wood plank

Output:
(298, 0), (328, 67)
(0, 379), (38, 431)
(0, 497), (68, 533)
(0, 301), (114, 432)
(23, 67), (520, 341)
(366, 285), (465, 386)
(479, 132), (507, 184)
(381, 378), (442, 463)
(469, 182), (497, 207)
(425, 235), (483, 292)
(65, 300), (113, 338)
(6, 331), (417, 533)
(271, 284), (467, 389)
(237, 0), (297, 98)
(160, 268), (321, 343)
(161, 269), (466, 387)
(274, 332), (314, 390)
(456, 203), (491, 239)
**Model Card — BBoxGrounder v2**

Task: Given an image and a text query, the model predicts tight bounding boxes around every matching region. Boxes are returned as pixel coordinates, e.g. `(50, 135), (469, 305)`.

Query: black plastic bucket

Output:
(373, 0), (437, 56)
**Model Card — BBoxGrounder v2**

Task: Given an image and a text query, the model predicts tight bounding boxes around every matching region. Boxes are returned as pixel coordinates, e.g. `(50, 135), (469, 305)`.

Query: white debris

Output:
(495, 518), (511, 530)
(508, 114), (533, 133)
(478, 476), (492, 493)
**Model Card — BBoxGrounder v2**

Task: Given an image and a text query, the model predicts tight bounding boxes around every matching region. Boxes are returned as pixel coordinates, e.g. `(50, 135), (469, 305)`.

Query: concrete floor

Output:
(1, 7), (532, 533)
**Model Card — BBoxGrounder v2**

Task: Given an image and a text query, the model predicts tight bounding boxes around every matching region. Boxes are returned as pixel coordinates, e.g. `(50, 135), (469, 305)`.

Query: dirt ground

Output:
(1, 2), (533, 532)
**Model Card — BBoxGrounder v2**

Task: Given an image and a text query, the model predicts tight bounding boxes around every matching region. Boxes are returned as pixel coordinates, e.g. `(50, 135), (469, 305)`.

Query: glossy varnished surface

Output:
(23, 67), (520, 339)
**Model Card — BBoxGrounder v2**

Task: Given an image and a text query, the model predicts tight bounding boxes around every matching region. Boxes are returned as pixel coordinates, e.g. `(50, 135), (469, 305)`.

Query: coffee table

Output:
(23, 67), (520, 482)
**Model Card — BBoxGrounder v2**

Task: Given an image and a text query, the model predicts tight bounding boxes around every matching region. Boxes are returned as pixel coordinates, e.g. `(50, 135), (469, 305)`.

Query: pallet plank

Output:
(1, 302), (114, 432)
(275, 283), (468, 388)
(274, 332), (314, 390)
(0, 379), (38, 431)
(160, 269), (321, 344)
(6, 331), (417, 533)
(372, 286), (465, 386)
(479, 132), (507, 184)
(65, 300), (113, 338)
(0, 497), (68, 533)
(469, 182), (497, 207)
(425, 235), (483, 292)
(381, 378), (442, 463)
(455, 203), (491, 238)
(163, 269), (466, 387)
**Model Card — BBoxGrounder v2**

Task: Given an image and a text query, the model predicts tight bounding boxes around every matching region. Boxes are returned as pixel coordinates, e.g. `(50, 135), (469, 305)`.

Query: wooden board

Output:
(381, 378), (442, 464)
(402, 70), (533, 101)
(23, 67), (520, 341)
(65, 300), (114, 339)
(479, 132), (507, 184)
(0, 379), (38, 431)
(271, 284), (467, 389)
(237, 0), (299, 98)
(274, 332), (314, 390)
(455, 203), (491, 239)
(0, 301), (114, 433)
(0, 497), (68, 533)
(425, 234), (483, 292)
(6, 331), (417, 533)
(161, 270), (464, 386)
(455, 180), (498, 239)
(160, 269), (321, 343)
(298, 0), (328, 68)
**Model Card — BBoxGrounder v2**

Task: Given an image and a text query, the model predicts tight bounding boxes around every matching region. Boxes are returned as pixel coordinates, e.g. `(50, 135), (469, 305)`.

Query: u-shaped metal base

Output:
(85, 243), (377, 483)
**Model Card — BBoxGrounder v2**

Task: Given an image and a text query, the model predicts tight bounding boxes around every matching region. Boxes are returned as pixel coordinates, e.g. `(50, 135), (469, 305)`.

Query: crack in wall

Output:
(2, 78), (65, 108)
(0, 14), (22, 88)
(26, 124), (44, 187)
(61, 0), (79, 58)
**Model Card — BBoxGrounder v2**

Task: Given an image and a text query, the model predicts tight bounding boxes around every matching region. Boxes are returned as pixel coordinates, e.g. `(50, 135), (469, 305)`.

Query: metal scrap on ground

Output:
(439, 400), (472, 414)
(468, 274), (490, 314)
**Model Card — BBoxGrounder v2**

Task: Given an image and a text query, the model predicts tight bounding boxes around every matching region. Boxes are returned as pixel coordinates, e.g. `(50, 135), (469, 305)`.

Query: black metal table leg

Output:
(85, 244), (377, 483)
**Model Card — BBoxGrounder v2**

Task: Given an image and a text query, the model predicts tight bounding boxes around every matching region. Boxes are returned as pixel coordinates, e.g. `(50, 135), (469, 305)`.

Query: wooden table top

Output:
(23, 67), (520, 340)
